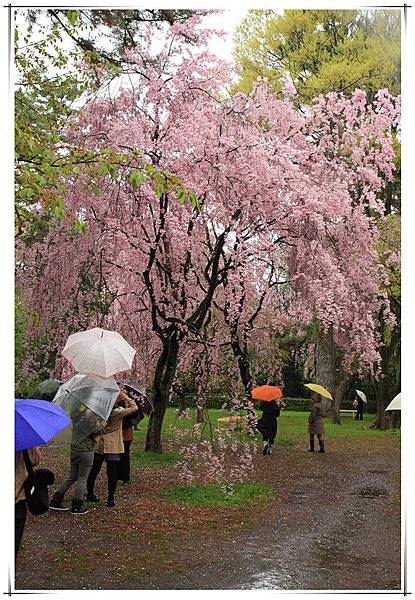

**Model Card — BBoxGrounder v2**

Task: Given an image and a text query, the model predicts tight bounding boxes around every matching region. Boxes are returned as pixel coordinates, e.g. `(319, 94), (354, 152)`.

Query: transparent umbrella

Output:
(34, 378), (63, 401)
(53, 374), (120, 443)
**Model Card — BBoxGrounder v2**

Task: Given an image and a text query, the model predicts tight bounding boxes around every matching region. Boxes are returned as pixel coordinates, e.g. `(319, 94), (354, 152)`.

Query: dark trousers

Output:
(15, 500), (27, 557)
(257, 420), (277, 445)
(355, 410), (364, 420)
(261, 433), (276, 445)
(86, 453), (118, 501)
(118, 441), (131, 483)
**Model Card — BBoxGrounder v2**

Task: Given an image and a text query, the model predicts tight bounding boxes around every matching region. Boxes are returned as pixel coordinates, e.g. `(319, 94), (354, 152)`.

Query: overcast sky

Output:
(201, 8), (249, 62)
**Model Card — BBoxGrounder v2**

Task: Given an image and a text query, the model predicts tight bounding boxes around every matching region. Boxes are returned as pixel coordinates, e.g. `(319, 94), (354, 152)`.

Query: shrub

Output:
(281, 397), (311, 411)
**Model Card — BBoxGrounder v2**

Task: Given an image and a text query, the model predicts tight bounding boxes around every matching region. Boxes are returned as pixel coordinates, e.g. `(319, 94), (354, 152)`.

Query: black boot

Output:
(70, 499), (89, 515)
(106, 463), (118, 507)
(308, 437), (315, 452)
(319, 440), (325, 453)
(49, 491), (69, 511)
(85, 493), (100, 502)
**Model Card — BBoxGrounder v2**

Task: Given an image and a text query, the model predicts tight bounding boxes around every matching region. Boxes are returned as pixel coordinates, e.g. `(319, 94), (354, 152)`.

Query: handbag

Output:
(23, 450), (55, 516)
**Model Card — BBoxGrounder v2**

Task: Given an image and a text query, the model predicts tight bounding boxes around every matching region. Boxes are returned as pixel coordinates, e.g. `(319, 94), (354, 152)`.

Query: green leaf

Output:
(156, 182), (164, 199)
(66, 11), (78, 26)
(72, 219), (87, 234)
(176, 187), (186, 205)
(129, 170), (145, 190)
(21, 188), (34, 199)
(54, 206), (64, 220)
(98, 163), (109, 176)
(189, 191), (199, 209)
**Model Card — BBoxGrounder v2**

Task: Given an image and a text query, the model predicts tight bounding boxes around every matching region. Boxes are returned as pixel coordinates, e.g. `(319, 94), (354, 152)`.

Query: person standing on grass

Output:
(256, 399), (281, 455)
(308, 392), (326, 453)
(86, 391), (137, 507)
(354, 395), (364, 421)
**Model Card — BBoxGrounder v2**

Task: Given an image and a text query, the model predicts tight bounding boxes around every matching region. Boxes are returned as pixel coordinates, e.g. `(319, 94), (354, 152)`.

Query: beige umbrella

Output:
(385, 392), (401, 411)
(62, 327), (136, 378)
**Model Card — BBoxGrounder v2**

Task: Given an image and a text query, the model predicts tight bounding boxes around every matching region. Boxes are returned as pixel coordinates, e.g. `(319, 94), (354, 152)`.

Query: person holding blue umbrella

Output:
(15, 399), (71, 557)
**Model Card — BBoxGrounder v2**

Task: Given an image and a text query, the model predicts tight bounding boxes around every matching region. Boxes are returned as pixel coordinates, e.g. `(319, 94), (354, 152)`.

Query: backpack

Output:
(23, 450), (55, 515)
(122, 404), (144, 429)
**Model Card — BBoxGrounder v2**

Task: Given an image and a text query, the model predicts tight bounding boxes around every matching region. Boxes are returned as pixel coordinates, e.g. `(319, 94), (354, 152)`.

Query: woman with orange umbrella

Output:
(252, 385), (283, 456)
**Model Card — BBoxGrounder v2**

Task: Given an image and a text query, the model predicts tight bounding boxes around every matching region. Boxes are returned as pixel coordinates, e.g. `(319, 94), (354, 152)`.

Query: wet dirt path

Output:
(149, 442), (401, 590)
(15, 438), (400, 591)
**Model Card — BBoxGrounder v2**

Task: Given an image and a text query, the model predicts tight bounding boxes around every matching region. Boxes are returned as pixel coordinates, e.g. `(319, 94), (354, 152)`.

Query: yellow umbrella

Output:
(304, 383), (333, 400)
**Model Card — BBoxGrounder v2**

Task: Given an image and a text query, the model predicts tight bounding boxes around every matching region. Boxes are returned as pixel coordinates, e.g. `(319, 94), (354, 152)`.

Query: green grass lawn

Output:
(161, 482), (273, 508)
(133, 407), (400, 446)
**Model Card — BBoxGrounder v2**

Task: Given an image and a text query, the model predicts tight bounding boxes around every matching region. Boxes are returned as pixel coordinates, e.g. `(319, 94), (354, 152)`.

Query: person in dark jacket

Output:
(256, 400), (281, 455)
(354, 395), (364, 420)
(308, 393), (326, 453)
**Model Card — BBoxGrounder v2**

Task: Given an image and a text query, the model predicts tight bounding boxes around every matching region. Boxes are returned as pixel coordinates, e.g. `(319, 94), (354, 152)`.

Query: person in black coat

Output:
(354, 395), (364, 421)
(256, 400), (281, 455)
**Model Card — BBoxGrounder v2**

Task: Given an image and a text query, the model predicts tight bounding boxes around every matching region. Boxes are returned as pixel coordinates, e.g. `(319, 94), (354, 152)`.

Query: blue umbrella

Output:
(15, 399), (72, 451)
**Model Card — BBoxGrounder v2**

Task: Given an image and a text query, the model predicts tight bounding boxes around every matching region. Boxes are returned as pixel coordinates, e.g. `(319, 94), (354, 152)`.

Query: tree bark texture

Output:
(314, 327), (349, 423)
(145, 334), (180, 452)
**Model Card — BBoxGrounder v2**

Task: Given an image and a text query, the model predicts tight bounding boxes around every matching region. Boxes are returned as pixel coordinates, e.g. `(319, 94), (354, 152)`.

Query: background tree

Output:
(233, 9), (401, 426)
(371, 214), (401, 429)
(233, 9), (400, 101)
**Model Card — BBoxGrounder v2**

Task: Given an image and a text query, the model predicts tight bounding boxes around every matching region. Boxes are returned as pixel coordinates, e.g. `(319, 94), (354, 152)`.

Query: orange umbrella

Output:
(251, 385), (283, 402)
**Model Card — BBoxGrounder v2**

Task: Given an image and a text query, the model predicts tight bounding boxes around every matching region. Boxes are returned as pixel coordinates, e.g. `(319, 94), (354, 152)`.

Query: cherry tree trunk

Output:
(231, 339), (252, 393)
(315, 327), (347, 424)
(230, 335), (256, 428)
(371, 375), (393, 430)
(145, 334), (180, 452)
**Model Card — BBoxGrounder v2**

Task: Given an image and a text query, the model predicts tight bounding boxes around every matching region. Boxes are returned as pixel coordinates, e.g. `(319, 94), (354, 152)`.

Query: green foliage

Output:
(233, 9), (400, 102)
(160, 483), (273, 507)
(377, 213), (401, 312)
(282, 397), (311, 411)
(129, 170), (145, 190)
